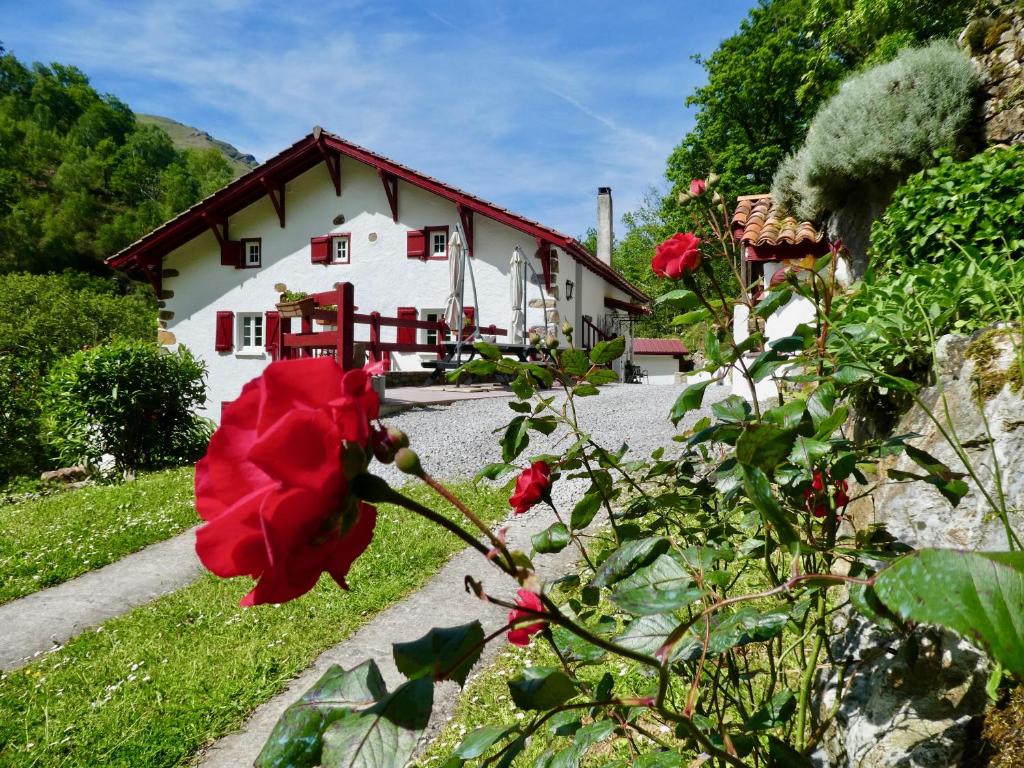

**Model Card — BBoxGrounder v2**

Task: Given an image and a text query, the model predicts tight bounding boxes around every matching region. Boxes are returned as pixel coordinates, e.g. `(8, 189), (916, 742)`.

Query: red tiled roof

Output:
(106, 128), (648, 302)
(731, 194), (824, 246)
(633, 338), (688, 356)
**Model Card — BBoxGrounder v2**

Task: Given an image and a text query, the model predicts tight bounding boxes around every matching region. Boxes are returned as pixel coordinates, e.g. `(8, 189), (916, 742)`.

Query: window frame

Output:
(240, 238), (262, 269)
(421, 308), (451, 347)
(424, 225), (450, 261)
(237, 312), (266, 356)
(330, 233), (351, 265)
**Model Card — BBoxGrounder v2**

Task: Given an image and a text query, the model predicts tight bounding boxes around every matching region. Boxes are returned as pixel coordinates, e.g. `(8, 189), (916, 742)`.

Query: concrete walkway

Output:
(0, 526), (203, 670)
(196, 501), (586, 768)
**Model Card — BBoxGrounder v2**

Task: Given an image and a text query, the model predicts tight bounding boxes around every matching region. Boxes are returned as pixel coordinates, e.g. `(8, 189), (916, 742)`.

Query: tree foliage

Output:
(0, 45), (236, 274)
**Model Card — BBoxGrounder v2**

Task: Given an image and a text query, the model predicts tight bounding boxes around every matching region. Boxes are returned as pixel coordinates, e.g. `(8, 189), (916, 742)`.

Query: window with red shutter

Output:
(396, 307), (417, 345)
(215, 310), (234, 351)
(406, 230), (426, 259)
(220, 241), (242, 268)
(311, 236), (330, 264)
(264, 311), (280, 357)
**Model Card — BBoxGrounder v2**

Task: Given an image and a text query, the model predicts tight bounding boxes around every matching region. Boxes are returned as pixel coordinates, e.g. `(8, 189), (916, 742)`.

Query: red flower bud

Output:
(690, 178), (707, 197)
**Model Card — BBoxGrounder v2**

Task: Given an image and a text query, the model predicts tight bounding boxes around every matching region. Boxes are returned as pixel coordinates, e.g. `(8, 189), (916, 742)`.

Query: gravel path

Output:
(197, 381), (729, 766)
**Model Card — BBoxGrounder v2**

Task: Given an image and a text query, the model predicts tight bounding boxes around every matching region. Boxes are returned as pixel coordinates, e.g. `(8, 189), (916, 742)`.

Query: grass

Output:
(0, 480), (509, 768)
(0, 468), (197, 604)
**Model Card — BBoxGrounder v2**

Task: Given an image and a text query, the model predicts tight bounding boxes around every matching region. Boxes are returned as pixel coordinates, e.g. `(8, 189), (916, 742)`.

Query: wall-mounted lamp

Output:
(565, 279), (575, 300)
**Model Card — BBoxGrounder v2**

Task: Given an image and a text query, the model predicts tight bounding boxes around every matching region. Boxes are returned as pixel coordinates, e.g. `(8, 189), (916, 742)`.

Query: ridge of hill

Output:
(137, 114), (257, 177)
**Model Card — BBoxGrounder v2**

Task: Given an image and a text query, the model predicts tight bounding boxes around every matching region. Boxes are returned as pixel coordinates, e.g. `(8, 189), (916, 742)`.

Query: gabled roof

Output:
(731, 194), (824, 247)
(633, 338), (688, 356)
(106, 127), (648, 302)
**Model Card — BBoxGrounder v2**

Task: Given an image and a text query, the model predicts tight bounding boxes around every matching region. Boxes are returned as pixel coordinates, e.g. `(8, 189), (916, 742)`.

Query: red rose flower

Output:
(508, 588), (546, 646)
(195, 358), (379, 606)
(689, 178), (707, 197)
(803, 471), (850, 518)
(509, 461), (552, 514)
(652, 233), (703, 279)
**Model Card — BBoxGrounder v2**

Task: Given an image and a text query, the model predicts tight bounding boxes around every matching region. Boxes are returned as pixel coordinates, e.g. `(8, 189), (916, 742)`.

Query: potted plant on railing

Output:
(275, 290), (314, 318)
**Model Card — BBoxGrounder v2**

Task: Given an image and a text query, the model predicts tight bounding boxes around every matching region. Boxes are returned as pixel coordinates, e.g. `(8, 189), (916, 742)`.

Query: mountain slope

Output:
(137, 114), (257, 177)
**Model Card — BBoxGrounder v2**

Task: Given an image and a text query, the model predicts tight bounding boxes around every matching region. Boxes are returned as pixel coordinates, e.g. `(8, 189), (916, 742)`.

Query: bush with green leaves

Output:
(42, 341), (210, 473)
(0, 355), (44, 483)
(869, 145), (1024, 273)
(0, 271), (155, 374)
(773, 41), (980, 221)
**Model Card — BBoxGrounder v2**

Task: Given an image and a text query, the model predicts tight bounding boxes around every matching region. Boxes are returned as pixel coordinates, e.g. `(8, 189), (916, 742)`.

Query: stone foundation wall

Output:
(961, 3), (1024, 145)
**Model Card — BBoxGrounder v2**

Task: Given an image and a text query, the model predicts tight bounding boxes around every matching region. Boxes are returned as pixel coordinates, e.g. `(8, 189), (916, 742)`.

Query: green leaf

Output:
(741, 466), (798, 545)
(392, 622), (484, 687)
(833, 364), (873, 385)
(256, 661), (386, 768)
(671, 308), (712, 326)
(475, 462), (515, 481)
(551, 626), (606, 663)
(736, 424), (798, 475)
(570, 492), (603, 530)
(474, 341), (501, 361)
(766, 735), (813, 767)
(507, 400), (532, 413)
(754, 289), (792, 318)
(501, 417), (529, 462)
(770, 335), (806, 353)
(669, 379), (714, 425)
(747, 349), (786, 382)
(873, 549), (1024, 676)
(590, 337), (626, 365)
(586, 368), (618, 385)
(789, 436), (831, 468)
(533, 523), (570, 554)
(510, 373), (533, 400)
(508, 667), (578, 710)
(611, 554), (703, 615)
(321, 677), (433, 768)
(454, 725), (513, 759)
(712, 395), (752, 423)
(615, 613), (676, 656)
(591, 537), (670, 588)
(806, 382), (837, 427)
(560, 349), (590, 377)
(745, 689), (796, 731)
(654, 288), (700, 310)
(573, 382), (600, 397)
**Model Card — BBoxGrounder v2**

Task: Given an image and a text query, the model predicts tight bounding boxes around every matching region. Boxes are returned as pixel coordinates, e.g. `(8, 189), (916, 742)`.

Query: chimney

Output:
(596, 187), (613, 266)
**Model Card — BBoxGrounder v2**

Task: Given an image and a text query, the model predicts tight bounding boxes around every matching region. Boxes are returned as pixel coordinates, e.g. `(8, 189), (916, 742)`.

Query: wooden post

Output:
(337, 282), (355, 371)
(369, 311), (381, 365)
(301, 313), (313, 358)
(280, 316), (291, 359)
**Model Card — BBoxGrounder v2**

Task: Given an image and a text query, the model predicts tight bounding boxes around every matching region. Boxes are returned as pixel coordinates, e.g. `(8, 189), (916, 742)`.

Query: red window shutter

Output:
(220, 241), (242, 267)
(406, 230), (426, 259)
(264, 310), (280, 357)
(382, 351), (391, 372)
(215, 310), (234, 351)
(311, 236), (330, 264)
(396, 307), (417, 345)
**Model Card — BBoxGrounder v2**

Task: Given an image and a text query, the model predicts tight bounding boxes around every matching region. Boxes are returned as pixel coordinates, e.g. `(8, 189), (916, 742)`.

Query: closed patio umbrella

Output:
(444, 230), (465, 335)
(510, 246), (525, 344)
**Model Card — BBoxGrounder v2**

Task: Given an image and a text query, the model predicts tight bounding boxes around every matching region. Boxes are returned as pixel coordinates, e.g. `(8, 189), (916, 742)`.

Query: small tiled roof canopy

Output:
(730, 194), (824, 247)
(633, 338), (688, 356)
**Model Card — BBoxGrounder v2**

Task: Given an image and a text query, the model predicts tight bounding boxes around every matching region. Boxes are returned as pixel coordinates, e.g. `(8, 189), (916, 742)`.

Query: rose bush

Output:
(651, 232), (702, 278)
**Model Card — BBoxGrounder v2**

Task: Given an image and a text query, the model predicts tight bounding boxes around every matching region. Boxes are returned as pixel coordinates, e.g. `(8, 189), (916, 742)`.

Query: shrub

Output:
(869, 145), (1024, 273)
(42, 341), (210, 473)
(772, 41), (980, 220)
(0, 271), (155, 374)
(0, 355), (44, 483)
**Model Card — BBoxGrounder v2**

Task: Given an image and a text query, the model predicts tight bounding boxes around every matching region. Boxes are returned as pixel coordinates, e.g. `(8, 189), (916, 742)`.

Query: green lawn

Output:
(0, 481), (509, 768)
(0, 468), (197, 604)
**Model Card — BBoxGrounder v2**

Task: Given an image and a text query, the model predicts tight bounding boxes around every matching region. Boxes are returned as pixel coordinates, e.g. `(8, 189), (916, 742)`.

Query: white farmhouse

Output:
(107, 128), (648, 421)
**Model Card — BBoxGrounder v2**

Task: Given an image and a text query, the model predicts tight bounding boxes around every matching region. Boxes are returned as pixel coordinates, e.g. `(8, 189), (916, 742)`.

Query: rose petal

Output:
(256, 358), (345, 434)
(248, 410), (344, 494)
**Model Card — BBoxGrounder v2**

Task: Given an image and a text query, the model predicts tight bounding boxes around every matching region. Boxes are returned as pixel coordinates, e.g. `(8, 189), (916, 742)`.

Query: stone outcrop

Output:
(961, 4), (1024, 146)
(817, 327), (1023, 767)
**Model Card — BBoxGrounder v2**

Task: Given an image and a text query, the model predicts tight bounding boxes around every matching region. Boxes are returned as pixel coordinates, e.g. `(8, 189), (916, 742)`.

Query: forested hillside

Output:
(0, 45), (238, 274)
(612, 0), (979, 337)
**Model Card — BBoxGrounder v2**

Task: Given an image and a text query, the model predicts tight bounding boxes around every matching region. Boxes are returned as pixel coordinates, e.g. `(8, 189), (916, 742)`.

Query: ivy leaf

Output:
(320, 678), (433, 768)
(591, 537), (670, 588)
(392, 622), (484, 687)
(736, 424), (799, 475)
(670, 379), (713, 425)
(532, 523), (570, 554)
(611, 554), (703, 616)
(256, 661), (386, 768)
(873, 549), (1024, 676)
(508, 667), (578, 710)
(590, 336), (626, 365)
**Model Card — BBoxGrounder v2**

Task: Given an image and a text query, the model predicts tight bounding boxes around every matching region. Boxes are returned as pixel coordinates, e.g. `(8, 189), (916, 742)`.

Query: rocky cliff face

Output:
(816, 326), (1023, 767)
(962, 4), (1024, 146)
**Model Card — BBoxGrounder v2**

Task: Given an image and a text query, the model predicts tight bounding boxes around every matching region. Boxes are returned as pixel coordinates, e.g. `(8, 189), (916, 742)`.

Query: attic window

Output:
(331, 234), (351, 264)
(241, 238), (261, 268)
(424, 226), (449, 260)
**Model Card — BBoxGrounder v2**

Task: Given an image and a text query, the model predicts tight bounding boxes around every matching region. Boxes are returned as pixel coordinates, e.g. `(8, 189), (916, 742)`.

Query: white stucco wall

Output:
(158, 156), (634, 420)
(634, 355), (680, 385)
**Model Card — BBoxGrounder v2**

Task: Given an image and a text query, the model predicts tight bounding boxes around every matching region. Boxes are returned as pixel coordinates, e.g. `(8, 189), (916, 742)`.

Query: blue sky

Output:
(3, 0), (755, 238)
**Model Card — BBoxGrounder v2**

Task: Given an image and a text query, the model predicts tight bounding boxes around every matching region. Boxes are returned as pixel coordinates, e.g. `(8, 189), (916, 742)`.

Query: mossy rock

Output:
(978, 685), (1024, 767)
(965, 326), (1024, 400)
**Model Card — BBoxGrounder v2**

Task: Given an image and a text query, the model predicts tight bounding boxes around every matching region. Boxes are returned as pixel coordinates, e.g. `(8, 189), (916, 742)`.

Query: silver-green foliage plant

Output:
(773, 41), (980, 220)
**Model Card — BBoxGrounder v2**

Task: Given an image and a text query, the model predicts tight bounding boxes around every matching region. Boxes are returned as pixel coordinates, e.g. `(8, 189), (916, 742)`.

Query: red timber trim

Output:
(311, 235), (330, 264)
(260, 177), (285, 227)
(536, 238), (552, 291)
(215, 310), (234, 351)
(407, 230), (426, 259)
(604, 296), (652, 316)
(378, 170), (398, 222)
(396, 307), (417, 345)
(456, 203), (473, 257)
(106, 129), (649, 303)
(424, 225), (450, 260)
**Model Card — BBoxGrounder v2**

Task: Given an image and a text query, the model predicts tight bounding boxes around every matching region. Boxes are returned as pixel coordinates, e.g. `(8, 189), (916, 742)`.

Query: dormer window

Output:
(331, 234), (351, 264)
(241, 238), (261, 268)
